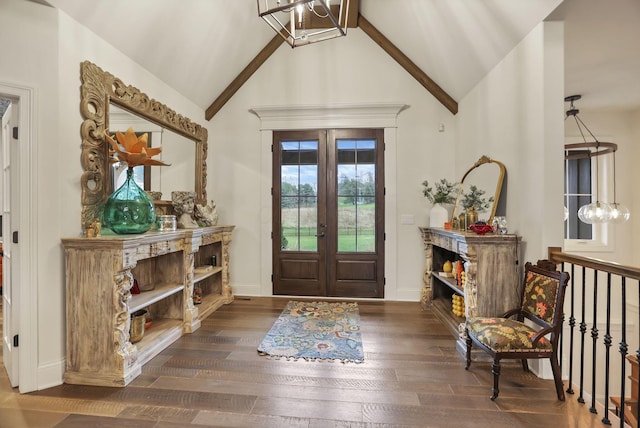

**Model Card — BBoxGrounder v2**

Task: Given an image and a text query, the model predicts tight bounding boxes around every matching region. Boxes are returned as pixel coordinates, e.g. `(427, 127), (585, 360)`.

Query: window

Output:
(564, 145), (612, 252)
(564, 150), (591, 240)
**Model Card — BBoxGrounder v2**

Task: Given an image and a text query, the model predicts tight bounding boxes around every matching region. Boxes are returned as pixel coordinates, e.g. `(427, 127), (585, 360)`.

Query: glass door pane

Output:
(336, 139), (376, 252)
(280, 140), (318, 252)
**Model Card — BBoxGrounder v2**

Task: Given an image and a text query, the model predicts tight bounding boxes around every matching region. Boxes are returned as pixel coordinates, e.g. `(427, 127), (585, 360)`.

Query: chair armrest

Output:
(531, 327), (554, 346)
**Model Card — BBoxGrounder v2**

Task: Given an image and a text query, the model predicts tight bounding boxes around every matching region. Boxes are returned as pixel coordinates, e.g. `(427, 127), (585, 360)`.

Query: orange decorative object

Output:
(105, 127), (170, 167)
(455, 260), (464, 287)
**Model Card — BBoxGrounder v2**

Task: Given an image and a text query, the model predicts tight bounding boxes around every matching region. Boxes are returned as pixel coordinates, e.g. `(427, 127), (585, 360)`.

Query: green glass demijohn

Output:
(103, 167), (156, 234)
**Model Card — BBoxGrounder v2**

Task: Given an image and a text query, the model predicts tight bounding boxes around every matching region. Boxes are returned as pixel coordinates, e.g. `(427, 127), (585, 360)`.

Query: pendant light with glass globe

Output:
(564, 95), (629, 224)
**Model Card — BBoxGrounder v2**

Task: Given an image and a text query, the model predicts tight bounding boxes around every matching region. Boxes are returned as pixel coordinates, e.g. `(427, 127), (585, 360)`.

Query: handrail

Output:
(547, 246), (639, 428)
(548, 246), (640, 281)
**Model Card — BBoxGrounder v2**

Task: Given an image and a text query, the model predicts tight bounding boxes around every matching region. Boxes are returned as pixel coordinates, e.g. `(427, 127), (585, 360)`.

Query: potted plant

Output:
(422, 179), (458, 205)
(422, 179), (458, 227)
(461, 185), (494, 225)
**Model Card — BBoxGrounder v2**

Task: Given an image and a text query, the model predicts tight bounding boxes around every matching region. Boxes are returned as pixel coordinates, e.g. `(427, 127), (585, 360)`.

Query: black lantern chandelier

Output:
(564, 95), (630, 224)
(257, 0), (350, 48)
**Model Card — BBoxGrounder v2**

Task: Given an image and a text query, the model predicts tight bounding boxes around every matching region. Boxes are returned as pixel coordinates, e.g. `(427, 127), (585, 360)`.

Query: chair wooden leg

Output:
(465, 331), (472, 369)
(550, 354), (565, 401)
(521, 358), (529, 373)
(491, 359), (501, 400)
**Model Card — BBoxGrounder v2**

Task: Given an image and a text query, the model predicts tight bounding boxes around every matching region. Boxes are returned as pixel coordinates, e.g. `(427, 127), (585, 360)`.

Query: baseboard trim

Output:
(36, 358), (65, 391)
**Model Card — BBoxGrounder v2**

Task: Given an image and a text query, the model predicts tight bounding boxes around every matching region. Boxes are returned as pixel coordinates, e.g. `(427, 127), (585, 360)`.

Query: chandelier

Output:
(564, 95), (630, 224)
(257, 0), (350, 48)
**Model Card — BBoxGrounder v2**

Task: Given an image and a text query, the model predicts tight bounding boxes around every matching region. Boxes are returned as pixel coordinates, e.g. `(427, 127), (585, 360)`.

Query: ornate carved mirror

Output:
(79, 61), (208, 230)
(451, 155), (506, 225)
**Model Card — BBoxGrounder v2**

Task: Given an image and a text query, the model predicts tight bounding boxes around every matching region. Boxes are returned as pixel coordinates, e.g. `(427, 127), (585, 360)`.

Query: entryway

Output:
(0, 96), (17, 388)
(272, 128), (385, 298)
(1, 81), (36, 393)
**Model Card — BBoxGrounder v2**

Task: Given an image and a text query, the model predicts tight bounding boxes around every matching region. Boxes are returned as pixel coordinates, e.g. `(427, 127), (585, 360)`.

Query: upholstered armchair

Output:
(465, 260), (570, 400)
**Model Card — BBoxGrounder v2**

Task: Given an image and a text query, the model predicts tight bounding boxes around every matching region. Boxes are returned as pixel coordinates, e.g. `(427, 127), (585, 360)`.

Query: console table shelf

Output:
(419, 227), (521, 341)
(194, 266), (223, 284)
(129, 283), (184, 313)
(62, 225), (234, 387)
(432, 274), (464, 296)
(431, 298), (466, 337)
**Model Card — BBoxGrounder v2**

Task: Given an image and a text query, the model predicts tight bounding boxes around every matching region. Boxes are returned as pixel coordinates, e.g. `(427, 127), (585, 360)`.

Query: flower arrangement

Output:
(106, 127), (169, 167)
(461, 185), (494, 212)
(422, 178), (458, 205)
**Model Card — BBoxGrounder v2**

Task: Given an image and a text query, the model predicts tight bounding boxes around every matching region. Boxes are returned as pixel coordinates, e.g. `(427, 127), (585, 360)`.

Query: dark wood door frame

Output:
(272, 128), (385, 298)
(272, 130), (327, 296)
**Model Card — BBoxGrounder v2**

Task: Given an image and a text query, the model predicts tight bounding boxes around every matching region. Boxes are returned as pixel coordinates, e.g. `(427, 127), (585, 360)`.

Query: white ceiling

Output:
(46, 0), (640, 115)
(547, 0), (640, 112)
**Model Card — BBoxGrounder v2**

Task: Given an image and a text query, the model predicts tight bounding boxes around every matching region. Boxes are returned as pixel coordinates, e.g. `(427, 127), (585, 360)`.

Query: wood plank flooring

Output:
(0, 297), (625, 427)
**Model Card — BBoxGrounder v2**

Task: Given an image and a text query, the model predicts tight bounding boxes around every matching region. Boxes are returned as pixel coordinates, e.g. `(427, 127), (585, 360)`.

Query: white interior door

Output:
(2, 101), (18, 387)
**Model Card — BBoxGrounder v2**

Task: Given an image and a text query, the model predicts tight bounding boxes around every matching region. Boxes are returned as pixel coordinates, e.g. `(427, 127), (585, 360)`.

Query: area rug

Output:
(257, 301), (364, 363)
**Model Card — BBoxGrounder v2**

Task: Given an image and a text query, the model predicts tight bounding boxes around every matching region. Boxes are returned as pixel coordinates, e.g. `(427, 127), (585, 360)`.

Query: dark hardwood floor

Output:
(0, 297), (624, 427)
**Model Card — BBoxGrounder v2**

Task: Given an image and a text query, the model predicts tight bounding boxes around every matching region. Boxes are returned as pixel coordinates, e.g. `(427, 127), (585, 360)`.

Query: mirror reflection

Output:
(451, 155), (506, 225)
(109, 105), (196, 197)
(79, 61), (208, 231)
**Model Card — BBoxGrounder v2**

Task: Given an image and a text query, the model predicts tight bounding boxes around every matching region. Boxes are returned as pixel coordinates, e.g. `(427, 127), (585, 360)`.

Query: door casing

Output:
(272, 128), (385, 298)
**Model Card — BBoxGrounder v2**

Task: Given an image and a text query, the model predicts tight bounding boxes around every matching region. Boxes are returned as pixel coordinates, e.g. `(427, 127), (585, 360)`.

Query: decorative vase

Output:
(429, 204), (449, 228)
(465, 206), (478, 226)
(458, 212), (467, 230)
(103, 167), (156, 234)
(129, 309), (148, 344)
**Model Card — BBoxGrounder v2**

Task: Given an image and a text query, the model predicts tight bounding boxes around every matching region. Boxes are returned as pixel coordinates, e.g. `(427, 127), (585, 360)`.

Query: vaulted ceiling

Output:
(47, 0), (640, 117)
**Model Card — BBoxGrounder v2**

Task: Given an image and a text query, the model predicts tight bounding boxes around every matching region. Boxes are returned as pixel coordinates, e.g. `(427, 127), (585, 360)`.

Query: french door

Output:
(272, 128), (384, 298)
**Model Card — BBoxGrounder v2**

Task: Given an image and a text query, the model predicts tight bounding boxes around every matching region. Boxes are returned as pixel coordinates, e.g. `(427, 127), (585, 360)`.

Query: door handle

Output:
(315, 232), (326, 237)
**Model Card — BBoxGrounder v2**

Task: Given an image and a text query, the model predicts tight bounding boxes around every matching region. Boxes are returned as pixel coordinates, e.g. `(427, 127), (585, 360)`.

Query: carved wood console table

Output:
(62, 225), (234, 387)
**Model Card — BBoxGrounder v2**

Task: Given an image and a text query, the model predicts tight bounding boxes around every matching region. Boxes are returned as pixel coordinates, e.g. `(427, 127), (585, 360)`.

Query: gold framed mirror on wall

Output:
(451, 155), (506, 226)
(79, 61), (208, 231)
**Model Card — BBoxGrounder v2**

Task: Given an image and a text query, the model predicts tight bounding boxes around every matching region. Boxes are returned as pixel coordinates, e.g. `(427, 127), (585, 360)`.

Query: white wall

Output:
(456, 22), (565, 264)
(208, 29), (456, 299)
(1, 0), (214, 391)
(0, 0), (60, 391)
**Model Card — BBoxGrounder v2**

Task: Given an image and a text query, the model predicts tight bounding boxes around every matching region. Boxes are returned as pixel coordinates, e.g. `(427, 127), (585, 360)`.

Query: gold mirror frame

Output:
(451, 155), (506, 225)
(79, 61), (208, 230)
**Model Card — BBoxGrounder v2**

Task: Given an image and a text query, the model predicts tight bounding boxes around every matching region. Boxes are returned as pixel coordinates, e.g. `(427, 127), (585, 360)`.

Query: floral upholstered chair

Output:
(465, 260), (570, 401)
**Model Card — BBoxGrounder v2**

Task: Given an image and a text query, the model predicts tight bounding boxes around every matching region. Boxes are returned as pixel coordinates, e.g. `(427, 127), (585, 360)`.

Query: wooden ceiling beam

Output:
(207, 2), (358, 121)
(358, 14), (458, 115)
(206, 3), (458, 120)
(205, 33), (284, 121)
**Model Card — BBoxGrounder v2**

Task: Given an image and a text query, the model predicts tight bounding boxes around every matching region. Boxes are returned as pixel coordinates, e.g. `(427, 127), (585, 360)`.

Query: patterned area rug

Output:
(257, 301), (364, 363)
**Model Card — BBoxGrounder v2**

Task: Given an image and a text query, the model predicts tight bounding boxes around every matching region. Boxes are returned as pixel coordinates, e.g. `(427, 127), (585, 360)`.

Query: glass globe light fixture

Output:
(565, 95), (631, 225)
(607, 151), (630, 223)
(578, 201), (613, 224)
(609, 202), (630, 223)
